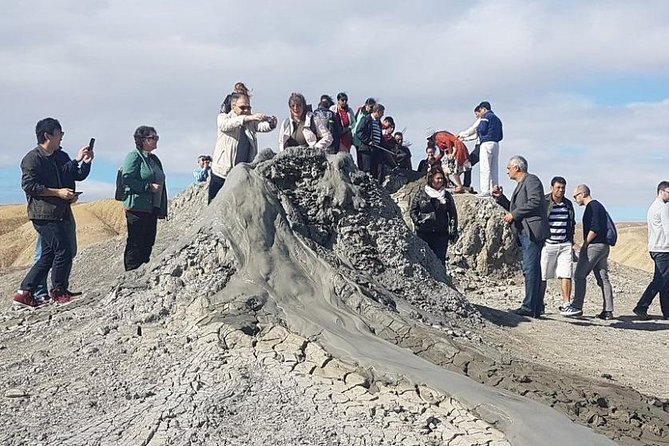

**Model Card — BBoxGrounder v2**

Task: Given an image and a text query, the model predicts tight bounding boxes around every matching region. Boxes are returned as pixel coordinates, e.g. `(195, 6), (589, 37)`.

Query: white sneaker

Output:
(560, 305), (583, 317)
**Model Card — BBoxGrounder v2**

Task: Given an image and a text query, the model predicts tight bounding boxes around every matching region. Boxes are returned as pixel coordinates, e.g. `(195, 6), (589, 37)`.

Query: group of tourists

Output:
(12, 82), (669, 323)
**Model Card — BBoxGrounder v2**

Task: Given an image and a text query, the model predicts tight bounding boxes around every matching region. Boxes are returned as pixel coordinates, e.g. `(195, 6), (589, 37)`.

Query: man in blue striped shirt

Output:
(540, 176), (576, 312)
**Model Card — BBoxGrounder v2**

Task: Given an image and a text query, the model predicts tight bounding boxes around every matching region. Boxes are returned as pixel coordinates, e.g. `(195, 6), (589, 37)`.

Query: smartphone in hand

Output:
(88, 138), (95, 152)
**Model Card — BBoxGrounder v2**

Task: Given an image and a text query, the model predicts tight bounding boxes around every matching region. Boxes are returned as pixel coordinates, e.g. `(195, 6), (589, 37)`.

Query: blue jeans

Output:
(519, 232), (544, 316)
(21, 219), (74, 293)
(33, 218), (77, 298)
(635, 251), (669, 317)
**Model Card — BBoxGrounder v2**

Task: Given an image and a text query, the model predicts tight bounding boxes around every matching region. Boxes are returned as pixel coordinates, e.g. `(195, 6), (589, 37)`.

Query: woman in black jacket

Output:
(410, 166), (458, 264)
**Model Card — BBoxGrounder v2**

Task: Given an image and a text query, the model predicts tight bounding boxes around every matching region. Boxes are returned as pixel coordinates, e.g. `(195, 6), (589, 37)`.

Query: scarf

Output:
(425, 184), (447, 204)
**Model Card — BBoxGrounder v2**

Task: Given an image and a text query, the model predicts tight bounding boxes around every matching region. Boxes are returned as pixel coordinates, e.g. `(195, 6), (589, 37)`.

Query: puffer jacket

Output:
(278, 112), (333, 151)
(212, 111), (274, 178)
(121, 149), (168, 218)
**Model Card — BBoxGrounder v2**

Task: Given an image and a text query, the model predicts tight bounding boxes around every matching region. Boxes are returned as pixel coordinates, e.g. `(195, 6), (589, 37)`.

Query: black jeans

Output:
(21, 219), (73, 292)
(463, 144), (480, 188)
(635, 251), (669, 317)
(208, 173), (226, 204)
(124, 209), (158, 271)
(417, 232), (449, 264)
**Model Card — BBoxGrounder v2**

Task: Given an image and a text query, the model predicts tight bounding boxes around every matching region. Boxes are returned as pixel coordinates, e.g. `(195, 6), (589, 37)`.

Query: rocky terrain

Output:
(0, 150), (666, 445)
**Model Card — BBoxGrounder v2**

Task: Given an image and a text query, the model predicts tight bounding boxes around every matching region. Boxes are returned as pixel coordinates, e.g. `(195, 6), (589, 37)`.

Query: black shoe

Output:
(511, 307), (533, 317)
(65, 289), (83, 297)
(632, 308), (650, 320)
(596, 311), (614, 320)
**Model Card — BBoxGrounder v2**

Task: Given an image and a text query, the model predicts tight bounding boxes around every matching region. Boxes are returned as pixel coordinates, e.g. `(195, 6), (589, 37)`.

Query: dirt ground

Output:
(456, 262), (669, 400)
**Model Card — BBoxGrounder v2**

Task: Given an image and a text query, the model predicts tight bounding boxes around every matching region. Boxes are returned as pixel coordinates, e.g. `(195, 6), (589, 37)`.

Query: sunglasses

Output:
(236, 105), (252, 111)
(145, 135), (159, 141)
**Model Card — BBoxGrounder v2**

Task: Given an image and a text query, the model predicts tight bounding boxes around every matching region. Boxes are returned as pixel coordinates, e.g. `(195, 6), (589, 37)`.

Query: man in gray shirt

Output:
(633, 181), (669, 320)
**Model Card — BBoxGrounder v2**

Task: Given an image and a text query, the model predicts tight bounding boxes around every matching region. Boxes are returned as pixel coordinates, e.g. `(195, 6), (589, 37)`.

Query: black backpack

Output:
(114, 167), (125, 201)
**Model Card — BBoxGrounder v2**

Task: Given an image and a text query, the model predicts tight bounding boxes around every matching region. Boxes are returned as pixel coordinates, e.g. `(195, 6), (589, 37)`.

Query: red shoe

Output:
(50, 289), (73, 306)
(13, 291), (43, 309)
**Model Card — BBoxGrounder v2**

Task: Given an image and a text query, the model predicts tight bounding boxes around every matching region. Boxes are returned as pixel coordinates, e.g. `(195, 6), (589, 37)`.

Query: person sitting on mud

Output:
(278, 92), (333, 152)
(410, 166), (458, 265)
(428, 130), (471, 193)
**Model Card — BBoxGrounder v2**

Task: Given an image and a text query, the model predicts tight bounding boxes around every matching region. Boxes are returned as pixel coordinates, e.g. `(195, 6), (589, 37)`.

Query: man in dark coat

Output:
(492, 155), (549, 317)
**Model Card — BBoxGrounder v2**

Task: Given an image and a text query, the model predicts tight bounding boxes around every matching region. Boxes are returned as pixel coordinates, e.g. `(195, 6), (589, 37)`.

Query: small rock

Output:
(5, 388), (28, 399)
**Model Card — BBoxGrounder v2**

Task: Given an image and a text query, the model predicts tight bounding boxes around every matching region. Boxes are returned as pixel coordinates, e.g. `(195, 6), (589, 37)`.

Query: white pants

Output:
(479, 141), (499, 195)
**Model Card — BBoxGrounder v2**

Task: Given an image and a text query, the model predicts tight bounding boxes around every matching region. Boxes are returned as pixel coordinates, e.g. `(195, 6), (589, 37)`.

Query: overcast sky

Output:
(1, 0), (668, 220)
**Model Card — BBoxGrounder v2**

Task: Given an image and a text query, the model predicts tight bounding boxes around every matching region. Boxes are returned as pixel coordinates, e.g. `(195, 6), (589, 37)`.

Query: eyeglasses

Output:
(573, 192), (582, 199)
(145, 135), (159, 141)
(339, 98), (348, 102)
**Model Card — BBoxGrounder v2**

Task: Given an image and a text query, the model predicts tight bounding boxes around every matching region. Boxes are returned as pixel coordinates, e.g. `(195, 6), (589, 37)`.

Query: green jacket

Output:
(121, 149), (168, 218)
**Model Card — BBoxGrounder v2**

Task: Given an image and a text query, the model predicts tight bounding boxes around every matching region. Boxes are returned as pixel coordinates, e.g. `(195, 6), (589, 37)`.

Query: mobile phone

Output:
(88, 138), (95, 152)
(74, 191), (83, 196)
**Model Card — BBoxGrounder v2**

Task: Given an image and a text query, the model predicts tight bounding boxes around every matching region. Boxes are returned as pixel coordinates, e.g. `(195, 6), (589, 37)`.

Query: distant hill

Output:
(0, 200), (125, 269)
(0, 201), (654, 273)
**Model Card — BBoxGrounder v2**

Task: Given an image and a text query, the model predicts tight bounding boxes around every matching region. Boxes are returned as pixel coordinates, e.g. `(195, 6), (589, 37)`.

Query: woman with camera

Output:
(410, 166), (458, 265)
(121, 125), (168, 271)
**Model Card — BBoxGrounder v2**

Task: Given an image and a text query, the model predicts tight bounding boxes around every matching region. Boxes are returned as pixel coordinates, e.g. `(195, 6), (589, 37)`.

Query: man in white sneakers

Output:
(633, 181), (669, 320)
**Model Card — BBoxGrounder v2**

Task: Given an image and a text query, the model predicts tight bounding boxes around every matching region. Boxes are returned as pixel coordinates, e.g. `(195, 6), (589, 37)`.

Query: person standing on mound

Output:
(410, 166), (458, 266)
(121, 126), (168, 271)
(14, 118), (89, 308)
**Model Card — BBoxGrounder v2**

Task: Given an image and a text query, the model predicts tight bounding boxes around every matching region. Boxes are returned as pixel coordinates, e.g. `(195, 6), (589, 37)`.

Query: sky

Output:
(1, 0), (668, 221)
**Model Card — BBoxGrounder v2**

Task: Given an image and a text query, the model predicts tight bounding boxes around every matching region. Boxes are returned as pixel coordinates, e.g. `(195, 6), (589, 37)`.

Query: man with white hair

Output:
(561, 184), (615, 319)
(492, 155), (549, 318)
(633, 181), (669, 320)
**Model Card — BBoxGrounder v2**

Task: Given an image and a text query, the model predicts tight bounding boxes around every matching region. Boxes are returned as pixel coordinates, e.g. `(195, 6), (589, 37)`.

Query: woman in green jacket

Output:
(121, 125), (168, 271)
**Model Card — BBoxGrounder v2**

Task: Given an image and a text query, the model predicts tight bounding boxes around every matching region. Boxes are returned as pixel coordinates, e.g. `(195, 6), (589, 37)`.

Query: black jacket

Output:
(410, 187), (457, 236)
(21, 146), (90, 220)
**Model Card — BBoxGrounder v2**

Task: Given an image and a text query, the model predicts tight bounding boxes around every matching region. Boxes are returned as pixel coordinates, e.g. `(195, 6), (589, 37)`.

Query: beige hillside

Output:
(0, 201), (655, 273)
(0, 200), (125, 269)
(609, 223), (653, 273)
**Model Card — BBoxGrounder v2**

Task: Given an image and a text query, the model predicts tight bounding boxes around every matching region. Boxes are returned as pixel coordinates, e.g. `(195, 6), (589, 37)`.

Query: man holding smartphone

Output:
(14, 118), (94, 308)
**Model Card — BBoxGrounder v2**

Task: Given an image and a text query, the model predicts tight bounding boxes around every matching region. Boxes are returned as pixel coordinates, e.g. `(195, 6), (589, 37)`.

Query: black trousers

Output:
(21, 219), (73, 292)
(208, 173), (226, 204)
(417, 232), (450, 264)
(463, 144), (480, 188)
(124, 209), (158, 271)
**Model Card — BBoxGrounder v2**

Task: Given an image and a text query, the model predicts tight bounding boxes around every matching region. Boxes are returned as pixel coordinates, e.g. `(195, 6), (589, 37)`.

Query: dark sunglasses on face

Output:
(237, 105), (252, 111)
(145, 135), (159, 141)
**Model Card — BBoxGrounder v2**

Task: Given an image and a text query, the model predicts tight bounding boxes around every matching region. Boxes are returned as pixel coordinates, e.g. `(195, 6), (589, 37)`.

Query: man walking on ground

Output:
(632, 181), (669, 320)
(492, 156), (549, 317)
(14, 118), (88, 308)
(539, 176), (576, 311)
(561, 185), (615, 319)
(474, 101), (503, 198)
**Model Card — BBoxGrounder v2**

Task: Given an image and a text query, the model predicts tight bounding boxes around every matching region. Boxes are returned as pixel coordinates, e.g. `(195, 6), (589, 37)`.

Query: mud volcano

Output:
(0, 148), (634, 445)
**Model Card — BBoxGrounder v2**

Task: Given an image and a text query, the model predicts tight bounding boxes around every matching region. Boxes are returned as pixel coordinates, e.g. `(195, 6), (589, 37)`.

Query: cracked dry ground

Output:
(0, 299), (509, 446)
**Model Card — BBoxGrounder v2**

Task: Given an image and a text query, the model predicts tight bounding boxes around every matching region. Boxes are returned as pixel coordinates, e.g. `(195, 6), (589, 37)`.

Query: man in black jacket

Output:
(14, 118), (92, 308)
(493, 155), (549, 318)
